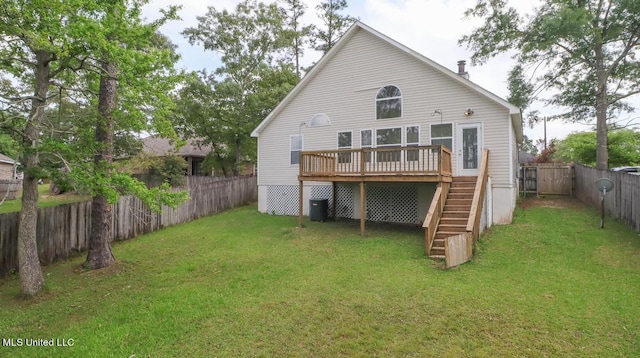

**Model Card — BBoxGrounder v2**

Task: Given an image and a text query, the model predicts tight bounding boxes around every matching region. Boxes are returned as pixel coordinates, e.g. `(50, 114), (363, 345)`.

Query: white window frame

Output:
(290, 134), (303, 165)
(360, 129), (373, 163)
(405, 125), (420, 161)
(337, 130), (353, 164)
(375, 127), (402, 162)
(375, 85), (403, 120)
(337, 130), (353, 150)
(375, 126), (402, 147)
(360, 129), (373, 149)
(430, 123), (453, 150)
(405, 125), (420, 146)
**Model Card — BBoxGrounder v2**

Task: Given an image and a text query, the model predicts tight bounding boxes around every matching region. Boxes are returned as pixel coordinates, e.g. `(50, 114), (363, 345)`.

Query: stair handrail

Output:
(423, 182), (450, 255)
(466, 149), (490, 242)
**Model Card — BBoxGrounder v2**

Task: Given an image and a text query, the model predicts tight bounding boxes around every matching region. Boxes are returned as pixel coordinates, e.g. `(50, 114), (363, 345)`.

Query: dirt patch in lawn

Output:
(518, 196), (585, 210)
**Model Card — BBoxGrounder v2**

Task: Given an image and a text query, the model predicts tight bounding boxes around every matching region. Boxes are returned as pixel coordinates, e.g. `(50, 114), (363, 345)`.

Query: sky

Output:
(142, 0), (637, 148)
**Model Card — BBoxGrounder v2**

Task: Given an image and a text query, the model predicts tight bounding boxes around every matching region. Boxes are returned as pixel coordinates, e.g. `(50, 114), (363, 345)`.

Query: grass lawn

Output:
(0, 184), (90, 214)
(0, 198), (638, 357)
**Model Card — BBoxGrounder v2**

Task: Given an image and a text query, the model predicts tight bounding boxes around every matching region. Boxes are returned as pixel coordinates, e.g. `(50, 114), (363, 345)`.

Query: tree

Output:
(506, 64), (539, 156)
(182, 0), (299, 175)
(534, 139), (558, 163)
(506, 65), (534, 111)
(460, 0), (640, 170)
(312, 0), (357, 54)
(79, 2), (184, 269)
(279, 0), (314, 77)
(0, 0), (94, 296)
(520, 135), (538, 156)
(0, 134), (18, 158)
(554, 129), (640, 167)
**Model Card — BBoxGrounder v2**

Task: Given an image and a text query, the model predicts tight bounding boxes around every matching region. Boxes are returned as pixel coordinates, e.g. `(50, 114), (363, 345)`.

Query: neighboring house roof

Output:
(0, 153), (16, 165)
(141, 137), (211, 158)
(251, 21), (523, 142)
(519, 151), (535, 164)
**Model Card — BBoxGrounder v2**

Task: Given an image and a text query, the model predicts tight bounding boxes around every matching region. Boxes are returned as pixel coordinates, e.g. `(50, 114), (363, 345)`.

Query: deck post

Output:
(332, 181), (337, 219)
(360, 181), (365, 235)
(298, 180), (303, 227)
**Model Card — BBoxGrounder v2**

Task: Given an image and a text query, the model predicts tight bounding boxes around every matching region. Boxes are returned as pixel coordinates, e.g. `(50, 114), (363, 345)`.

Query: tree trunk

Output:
(594, 41), (608, 170)
(18, 168), (44, 296)
(233, 138), (241, 176)
(85, 60), (117, 269)
(17, 50), (50, 297)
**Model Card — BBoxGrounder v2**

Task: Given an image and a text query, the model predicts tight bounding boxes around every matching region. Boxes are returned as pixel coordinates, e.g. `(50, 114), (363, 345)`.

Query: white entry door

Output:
(457, 123), (482, 176)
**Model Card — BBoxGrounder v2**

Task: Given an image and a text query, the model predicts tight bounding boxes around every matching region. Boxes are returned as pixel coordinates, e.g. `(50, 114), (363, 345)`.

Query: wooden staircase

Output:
(429, 176), (476, 258)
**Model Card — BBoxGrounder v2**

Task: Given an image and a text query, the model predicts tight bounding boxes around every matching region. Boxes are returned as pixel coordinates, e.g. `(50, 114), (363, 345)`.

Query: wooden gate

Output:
(520, 164), (573, 196)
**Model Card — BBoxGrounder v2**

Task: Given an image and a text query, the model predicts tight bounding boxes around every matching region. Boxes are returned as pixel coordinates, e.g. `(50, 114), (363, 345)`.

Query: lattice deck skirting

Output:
(266, 184), (420, 224)
(267, 185), (299, 216)
(335, 184), (355, 219)
(366, 186), (418, 224)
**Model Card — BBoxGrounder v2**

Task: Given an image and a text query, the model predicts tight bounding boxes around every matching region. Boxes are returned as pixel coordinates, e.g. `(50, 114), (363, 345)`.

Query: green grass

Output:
(0, 184), (90, 214)
(0, 199), (638, 357)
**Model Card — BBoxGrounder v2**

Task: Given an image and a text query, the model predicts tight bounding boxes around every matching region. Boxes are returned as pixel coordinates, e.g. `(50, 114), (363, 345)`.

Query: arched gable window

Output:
(309, 113), (331, 127)
(376, 85), (402, 119)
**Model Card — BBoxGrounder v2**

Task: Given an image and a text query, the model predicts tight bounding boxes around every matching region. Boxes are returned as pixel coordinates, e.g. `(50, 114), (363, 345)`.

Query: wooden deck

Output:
(297, 145), (453, 235)
(299, 145), (452, 183)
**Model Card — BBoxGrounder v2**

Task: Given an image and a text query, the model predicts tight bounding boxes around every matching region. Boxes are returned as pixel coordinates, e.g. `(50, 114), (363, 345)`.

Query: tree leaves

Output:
(180, 0), (299, 176)
(460, 0), (640, 168)
(554, 129), (640, 167)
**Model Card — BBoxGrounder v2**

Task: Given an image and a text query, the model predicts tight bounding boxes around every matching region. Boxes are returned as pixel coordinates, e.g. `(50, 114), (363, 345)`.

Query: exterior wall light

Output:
(464, 108), (474, 116)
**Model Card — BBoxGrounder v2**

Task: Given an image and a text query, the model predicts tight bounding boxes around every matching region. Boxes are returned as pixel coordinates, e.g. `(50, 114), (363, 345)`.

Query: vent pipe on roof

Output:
(457, 60), (469, 79)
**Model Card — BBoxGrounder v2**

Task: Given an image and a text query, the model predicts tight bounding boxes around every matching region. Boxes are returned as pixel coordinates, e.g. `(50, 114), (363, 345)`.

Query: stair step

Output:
(449, 186), (473, 190)
(441, 211), (470, 219)
(430, 254), (446, 260)
(444, 205), (471, 212)
(438, 224), (467, 231)
(449, 188), (475, 194)
(451, 182), (476, 188)
(440, 217), (467, 224)
(435, 230), (468, 239)
(430, 247), (445, 255)
(453, 176), (478, 182)
(447, 193), (473, 199)
(446, 198), (472, 205)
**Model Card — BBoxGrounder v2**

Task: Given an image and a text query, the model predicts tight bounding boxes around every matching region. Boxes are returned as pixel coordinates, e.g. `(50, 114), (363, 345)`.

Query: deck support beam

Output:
(360, 181), (365, 235)
(332, 182), (337, 220)
(298, 180), (303, 228)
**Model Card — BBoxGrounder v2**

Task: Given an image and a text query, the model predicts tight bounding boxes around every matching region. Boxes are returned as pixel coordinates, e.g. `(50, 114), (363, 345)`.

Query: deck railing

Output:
(300, 145), (452, 177)
(423, 181), (450, 255)
(466, 149), (489, 242)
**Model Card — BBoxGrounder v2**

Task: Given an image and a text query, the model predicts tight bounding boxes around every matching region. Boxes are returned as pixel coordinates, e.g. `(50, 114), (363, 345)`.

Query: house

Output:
(251, 22), (522, 260)
(519, 151), (535, 165)
(141, 136), (212, 176)
(0, 153), (17, 180)
(141, 136), (255, 177)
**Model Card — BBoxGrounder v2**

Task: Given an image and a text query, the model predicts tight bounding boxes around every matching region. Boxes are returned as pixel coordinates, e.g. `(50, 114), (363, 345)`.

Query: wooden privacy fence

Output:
(574, 164), (640, 232)
(0, 175), (257, 275)
(520, 163), (573, 196)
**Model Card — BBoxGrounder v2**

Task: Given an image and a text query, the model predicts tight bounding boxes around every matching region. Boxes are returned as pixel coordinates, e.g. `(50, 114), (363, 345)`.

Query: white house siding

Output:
(256, 26), (517, 224)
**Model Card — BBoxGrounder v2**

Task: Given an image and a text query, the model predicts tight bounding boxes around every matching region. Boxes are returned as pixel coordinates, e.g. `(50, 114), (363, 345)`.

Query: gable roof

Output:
(0, 153), (16, 165)
(141, 136), (211, 158)
(251, 21), (523, 142)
